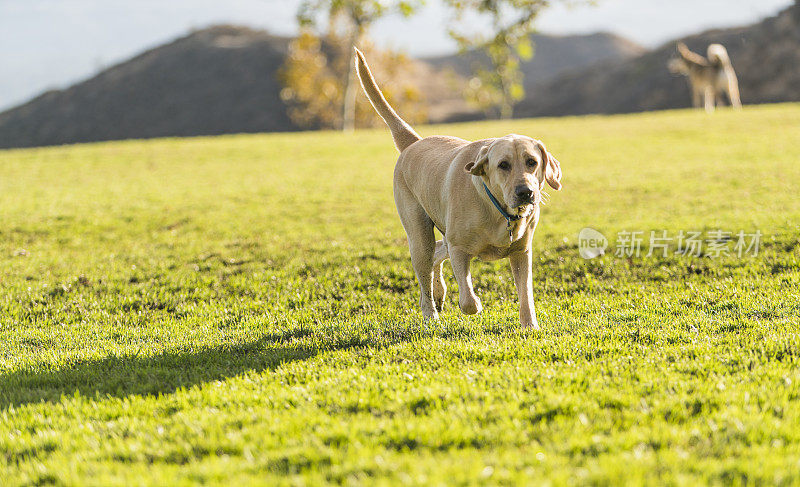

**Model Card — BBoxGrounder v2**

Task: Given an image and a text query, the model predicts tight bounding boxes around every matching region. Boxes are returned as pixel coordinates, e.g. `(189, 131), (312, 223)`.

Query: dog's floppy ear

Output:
(465, 145), (490, 176)
(538, 142), (562, 191)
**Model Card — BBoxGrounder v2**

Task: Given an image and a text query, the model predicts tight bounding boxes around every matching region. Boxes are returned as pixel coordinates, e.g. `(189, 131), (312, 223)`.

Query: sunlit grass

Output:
(1, 104), (800, 485)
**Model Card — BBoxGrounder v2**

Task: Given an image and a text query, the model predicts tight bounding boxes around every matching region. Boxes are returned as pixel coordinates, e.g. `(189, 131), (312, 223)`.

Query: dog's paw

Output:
(420, 297), (440, 320)
(422, 308), (440, 321)
(459, 296), (482, 315)
(432, 279), (446, 313)
(433, 292), (446, 313)
(521, 315), (540, 330)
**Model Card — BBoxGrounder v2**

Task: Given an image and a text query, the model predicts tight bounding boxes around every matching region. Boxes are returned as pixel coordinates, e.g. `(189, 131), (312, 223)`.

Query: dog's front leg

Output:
(448, 246), (482, 315)
(509, 251), (539, 330)
(692, 87), (702, 109)
(408, 235), (438, 320)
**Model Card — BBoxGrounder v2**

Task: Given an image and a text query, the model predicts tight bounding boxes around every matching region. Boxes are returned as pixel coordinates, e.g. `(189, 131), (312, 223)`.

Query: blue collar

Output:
(482, 181), (521, 230)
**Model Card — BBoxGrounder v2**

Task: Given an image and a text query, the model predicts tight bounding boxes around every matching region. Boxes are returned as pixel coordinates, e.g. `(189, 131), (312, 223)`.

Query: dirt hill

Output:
(4, 5), (796, 150)
(425, 32), (645, 94)
(0, 28), (643, 149)
(0, 26), (299, 149)
(516, 3), (800, 117)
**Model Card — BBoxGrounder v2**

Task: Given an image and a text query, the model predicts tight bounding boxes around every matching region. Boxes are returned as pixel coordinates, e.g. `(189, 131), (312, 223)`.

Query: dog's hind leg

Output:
(704, 86), (715, 113)
(727, 73), (742, 109)
(395, 182), (438, 320)
(432, 240), (449, 312)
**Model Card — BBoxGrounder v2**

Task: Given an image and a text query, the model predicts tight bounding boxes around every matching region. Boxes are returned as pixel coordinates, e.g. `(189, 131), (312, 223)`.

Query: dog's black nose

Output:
(515, 186), (534, 203)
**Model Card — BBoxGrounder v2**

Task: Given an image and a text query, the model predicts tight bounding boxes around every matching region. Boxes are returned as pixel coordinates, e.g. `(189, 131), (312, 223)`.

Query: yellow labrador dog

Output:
(354, 48), (562, 329)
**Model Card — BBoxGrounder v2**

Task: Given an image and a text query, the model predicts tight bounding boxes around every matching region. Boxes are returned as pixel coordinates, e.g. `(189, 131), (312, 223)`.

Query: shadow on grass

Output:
(0, 327), (378, 410)
(1, 317), (517, 410)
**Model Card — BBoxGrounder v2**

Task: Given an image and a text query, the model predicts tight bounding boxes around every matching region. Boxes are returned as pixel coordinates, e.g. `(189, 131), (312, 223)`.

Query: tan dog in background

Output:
(669, 42), (742, 113)
(354, 48), (562, 329)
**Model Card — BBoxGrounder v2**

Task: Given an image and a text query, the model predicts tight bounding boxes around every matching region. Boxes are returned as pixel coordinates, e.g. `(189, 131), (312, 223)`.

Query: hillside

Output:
(0, 25), (473, 150)
(4, 3), (797, 150)
(0, 27), (296, 149)
(516, 2), (800, 117)
(425, 32), (644, 93)
(0, 28), (642, 149)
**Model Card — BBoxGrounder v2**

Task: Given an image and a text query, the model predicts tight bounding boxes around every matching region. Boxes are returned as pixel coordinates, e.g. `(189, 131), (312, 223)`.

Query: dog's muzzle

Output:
(514, 185), (537, 207)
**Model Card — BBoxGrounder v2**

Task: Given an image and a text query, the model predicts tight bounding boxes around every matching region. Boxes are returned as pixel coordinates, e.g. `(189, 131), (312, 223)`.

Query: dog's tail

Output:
(354, 47), (421, 152)
(677, 42), (709, 67)
(707, 44), (731, 68)
(708, 44), (742, 109)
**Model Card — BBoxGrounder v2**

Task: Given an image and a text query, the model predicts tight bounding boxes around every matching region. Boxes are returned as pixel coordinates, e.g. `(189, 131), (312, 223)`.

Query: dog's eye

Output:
(527, 158), (538, 168)
(498, 161), (510, 170)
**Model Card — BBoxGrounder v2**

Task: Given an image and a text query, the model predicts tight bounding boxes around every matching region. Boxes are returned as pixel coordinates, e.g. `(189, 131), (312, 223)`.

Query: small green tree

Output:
(444, 0), (590, 119)
(292, 0), (423, 131)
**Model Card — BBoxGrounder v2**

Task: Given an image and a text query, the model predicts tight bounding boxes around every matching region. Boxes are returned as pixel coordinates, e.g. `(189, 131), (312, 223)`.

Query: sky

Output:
(0, 0), (793, 111)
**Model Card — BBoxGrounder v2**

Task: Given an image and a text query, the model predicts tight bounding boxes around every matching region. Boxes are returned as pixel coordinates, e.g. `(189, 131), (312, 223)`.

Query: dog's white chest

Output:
(477, 212), (538, 261)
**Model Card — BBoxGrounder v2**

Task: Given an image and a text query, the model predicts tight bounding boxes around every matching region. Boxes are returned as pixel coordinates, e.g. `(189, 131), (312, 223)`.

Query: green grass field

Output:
(2, 104), (800, 485)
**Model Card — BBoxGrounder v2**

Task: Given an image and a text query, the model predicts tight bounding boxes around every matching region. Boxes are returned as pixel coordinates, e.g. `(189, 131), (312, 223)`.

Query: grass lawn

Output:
(2, 104), (800, 485)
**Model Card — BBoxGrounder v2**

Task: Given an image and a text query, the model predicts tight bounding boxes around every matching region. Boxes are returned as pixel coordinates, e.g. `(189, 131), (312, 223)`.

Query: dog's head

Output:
(464, 135), (562, 215)
(668, 56), (688, 75)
